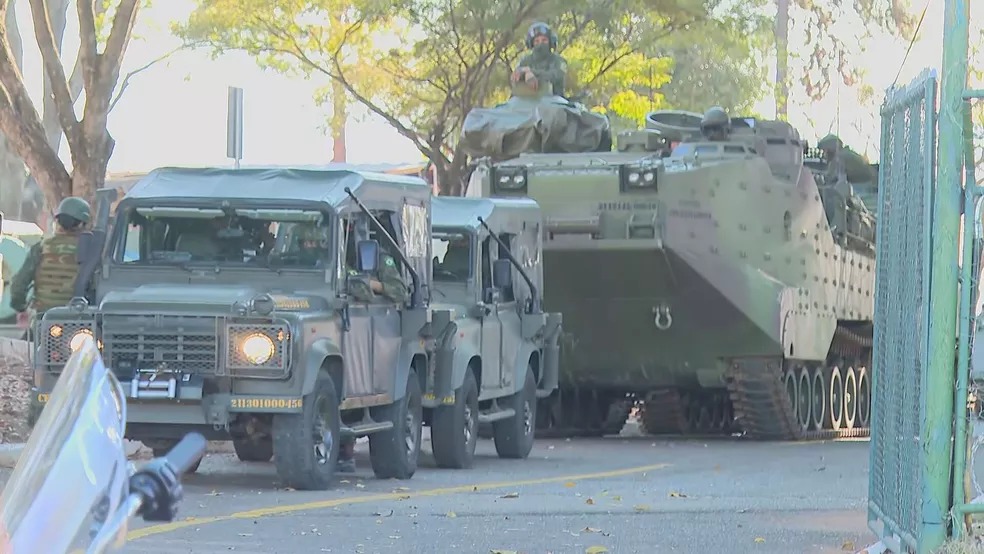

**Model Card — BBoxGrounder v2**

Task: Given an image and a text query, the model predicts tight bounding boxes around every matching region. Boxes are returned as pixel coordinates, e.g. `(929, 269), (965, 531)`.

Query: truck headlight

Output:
(69, 328), (95, 352)
(240, 333), (276, 365)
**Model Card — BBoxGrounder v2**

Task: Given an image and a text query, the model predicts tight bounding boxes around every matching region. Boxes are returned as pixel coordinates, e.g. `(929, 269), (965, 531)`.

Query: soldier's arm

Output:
(9, 243), (40, 312)
(378, 259), (409, 304)
(515, 53), (533, 70)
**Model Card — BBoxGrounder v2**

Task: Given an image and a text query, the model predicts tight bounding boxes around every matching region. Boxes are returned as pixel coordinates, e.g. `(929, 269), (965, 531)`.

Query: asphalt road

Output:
(121, 423), (874, 554)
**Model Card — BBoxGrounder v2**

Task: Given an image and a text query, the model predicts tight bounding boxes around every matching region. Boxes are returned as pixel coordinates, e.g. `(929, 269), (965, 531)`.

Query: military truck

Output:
(30, 167), (437, 490)
(465, 108), (877, 441)
(427, 196), (561, 467)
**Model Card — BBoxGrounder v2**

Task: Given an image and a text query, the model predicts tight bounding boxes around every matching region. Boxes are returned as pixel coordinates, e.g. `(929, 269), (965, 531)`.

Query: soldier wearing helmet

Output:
(292, 222), (331, 267)
(10, 196), (91, 323)
(700, 106), (731, 141)
(511, 22), (568, 97)
(817, 133), (876, 185)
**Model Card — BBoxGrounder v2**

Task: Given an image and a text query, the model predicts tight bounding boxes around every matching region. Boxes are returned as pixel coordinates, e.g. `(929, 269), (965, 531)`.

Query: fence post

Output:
(922, 0), (970, 550)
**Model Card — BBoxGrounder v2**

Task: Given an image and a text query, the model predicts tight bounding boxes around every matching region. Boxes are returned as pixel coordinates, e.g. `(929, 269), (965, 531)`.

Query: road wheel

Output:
(151, 442), (202, 474)
(493, 363), (537, 459)
(843, 366), (858, 430)
(370, 369), (423, 479)
(431, 368), (480, 469)
(272, 375), (340, 490)
(233, 437), (273, 462)
(828, 366), (844, 430)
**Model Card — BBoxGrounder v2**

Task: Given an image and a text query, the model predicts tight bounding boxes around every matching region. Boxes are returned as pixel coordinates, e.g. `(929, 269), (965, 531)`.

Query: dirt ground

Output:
(0, 339), (32, 444)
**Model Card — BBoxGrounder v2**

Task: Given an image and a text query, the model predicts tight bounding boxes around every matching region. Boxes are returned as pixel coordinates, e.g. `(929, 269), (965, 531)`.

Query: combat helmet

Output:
(525, 22), (557, 49)
(700, 106), (730, 131)
(817, 133), (843, 150)
(55, 196), (91, 224)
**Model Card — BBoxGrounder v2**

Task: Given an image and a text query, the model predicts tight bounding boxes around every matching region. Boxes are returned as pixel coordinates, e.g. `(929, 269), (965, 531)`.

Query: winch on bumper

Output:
(32, 314), (305, 429)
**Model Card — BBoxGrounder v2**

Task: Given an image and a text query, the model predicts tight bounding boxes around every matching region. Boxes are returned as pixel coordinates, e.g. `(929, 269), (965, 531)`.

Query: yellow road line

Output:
(127, 462), (671, 540)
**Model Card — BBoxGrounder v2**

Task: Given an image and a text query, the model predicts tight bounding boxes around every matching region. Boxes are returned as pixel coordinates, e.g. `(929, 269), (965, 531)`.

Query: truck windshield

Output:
(431, 231), (471, 282)
(115, 207), (332, 270)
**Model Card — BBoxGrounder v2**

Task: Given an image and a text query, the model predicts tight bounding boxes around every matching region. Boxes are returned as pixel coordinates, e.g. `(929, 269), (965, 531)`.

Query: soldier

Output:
(337, 225), (409, 473)
(292, 223), (331, 267)
(512, 22), (568, 97)
(817, 134), (876, 185)
(700, 106), (731, 141)
(10, 197), (91, 331)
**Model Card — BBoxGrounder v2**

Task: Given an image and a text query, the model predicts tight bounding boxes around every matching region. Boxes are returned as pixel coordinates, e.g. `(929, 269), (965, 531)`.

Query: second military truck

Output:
(31, 167), (559, 489)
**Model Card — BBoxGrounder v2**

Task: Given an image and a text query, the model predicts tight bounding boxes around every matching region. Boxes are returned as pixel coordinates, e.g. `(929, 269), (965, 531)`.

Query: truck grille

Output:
(101, 315), (220, 376)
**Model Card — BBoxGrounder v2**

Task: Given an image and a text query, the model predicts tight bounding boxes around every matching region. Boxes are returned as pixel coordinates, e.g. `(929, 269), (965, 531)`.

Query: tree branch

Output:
(76, 0), (98, 94)
(27, 0), (83, 153)
(96, 0), (140, 98)
(108, 41), (203, 113)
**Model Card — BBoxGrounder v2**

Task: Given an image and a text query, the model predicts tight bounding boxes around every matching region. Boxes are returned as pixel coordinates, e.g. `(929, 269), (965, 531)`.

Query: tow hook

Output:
(653, 303), (673, 331)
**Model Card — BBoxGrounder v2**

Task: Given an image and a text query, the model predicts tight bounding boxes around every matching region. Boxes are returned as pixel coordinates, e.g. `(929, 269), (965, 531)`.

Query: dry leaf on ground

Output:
(585, 547), (609, 554)
(754, 537), (766, 543)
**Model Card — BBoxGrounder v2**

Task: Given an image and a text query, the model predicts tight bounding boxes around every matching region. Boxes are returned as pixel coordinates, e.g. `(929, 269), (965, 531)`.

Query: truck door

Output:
(479, 236), (503, 393)
(494, 233), (522, 391)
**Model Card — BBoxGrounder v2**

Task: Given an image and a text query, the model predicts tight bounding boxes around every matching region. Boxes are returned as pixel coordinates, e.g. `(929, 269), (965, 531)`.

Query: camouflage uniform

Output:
(346, 253), (409, 304)
(515, 22), (568, 97)
(10, 197), (91, 317)
(818, 134), (876, 185)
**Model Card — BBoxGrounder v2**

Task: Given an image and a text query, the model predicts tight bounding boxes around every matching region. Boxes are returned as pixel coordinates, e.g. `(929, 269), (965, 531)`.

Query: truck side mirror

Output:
(492, 258), (512, 290)
(357, 239), (379, 273)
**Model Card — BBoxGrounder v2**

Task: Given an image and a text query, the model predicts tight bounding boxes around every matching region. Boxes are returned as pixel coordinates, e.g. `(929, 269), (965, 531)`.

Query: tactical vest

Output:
(33, 233), (79, 311)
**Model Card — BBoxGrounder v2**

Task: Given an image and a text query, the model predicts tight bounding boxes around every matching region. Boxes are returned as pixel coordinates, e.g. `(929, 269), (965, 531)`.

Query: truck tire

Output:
(151, 444), (202, 474)
(493, 364), (537, 459)
(272, 375), (340, 491)
(431, 368), (479, 469)
(369, 369), (423, 480)
(233, 437), (274, 462)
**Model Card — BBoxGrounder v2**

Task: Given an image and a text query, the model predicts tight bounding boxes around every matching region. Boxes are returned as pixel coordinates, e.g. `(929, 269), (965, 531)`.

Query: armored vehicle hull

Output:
(466, 110), (876, 441)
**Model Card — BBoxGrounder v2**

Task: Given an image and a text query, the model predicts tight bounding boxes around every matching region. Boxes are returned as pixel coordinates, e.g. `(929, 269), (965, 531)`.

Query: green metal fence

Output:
(867, 68), (940, 553)
(866, 1), (976, 551)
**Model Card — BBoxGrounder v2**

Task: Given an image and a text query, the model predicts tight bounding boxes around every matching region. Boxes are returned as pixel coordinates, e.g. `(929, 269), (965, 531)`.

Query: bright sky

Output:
(10, 0), (960, 173)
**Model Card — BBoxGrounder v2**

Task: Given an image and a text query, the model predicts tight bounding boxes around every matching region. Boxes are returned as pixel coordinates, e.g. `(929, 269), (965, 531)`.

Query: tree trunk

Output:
(331, 79), (347, 162)
(774, 0), (789, 120)
(0, 4), (26, 220)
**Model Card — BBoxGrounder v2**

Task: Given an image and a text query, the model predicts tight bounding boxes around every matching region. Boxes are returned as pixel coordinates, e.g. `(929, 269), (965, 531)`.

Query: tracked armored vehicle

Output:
(465, 108), (878, 441)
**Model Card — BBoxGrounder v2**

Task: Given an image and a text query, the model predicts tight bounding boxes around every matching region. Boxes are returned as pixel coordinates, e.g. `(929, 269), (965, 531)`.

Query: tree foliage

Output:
(0, 0), (143, 209)
(179, 0), (771, 194)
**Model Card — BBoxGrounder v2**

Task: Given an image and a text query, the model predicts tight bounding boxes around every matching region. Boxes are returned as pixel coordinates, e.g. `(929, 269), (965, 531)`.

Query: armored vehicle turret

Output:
(466, 107), (878, 441)
(460, 81), (613, 162)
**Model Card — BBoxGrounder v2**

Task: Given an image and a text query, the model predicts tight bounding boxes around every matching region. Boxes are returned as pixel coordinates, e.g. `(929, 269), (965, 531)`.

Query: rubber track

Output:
(639, 389), (691, 435)
(724, 325), (872, 441)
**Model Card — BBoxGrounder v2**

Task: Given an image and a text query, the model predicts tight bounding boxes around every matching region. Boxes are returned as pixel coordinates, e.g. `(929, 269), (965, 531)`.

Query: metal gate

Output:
(867, 68), (939, 553)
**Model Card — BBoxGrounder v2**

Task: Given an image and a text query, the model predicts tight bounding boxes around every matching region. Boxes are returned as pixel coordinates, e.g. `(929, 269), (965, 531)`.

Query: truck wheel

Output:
(493, 365), (537, 459)
(431, 368), (479, 469)
(151, 444), (202, 474)
(233, 437), (273, 462)
(369, 369), (423, 479)
(272, 375), (340, 490)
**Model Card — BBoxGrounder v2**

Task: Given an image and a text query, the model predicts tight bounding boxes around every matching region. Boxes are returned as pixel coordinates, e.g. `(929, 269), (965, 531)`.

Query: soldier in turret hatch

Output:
(817, 134), (876, 185)
(511, 22), (568, 97)
(700, 106), (731, 141)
